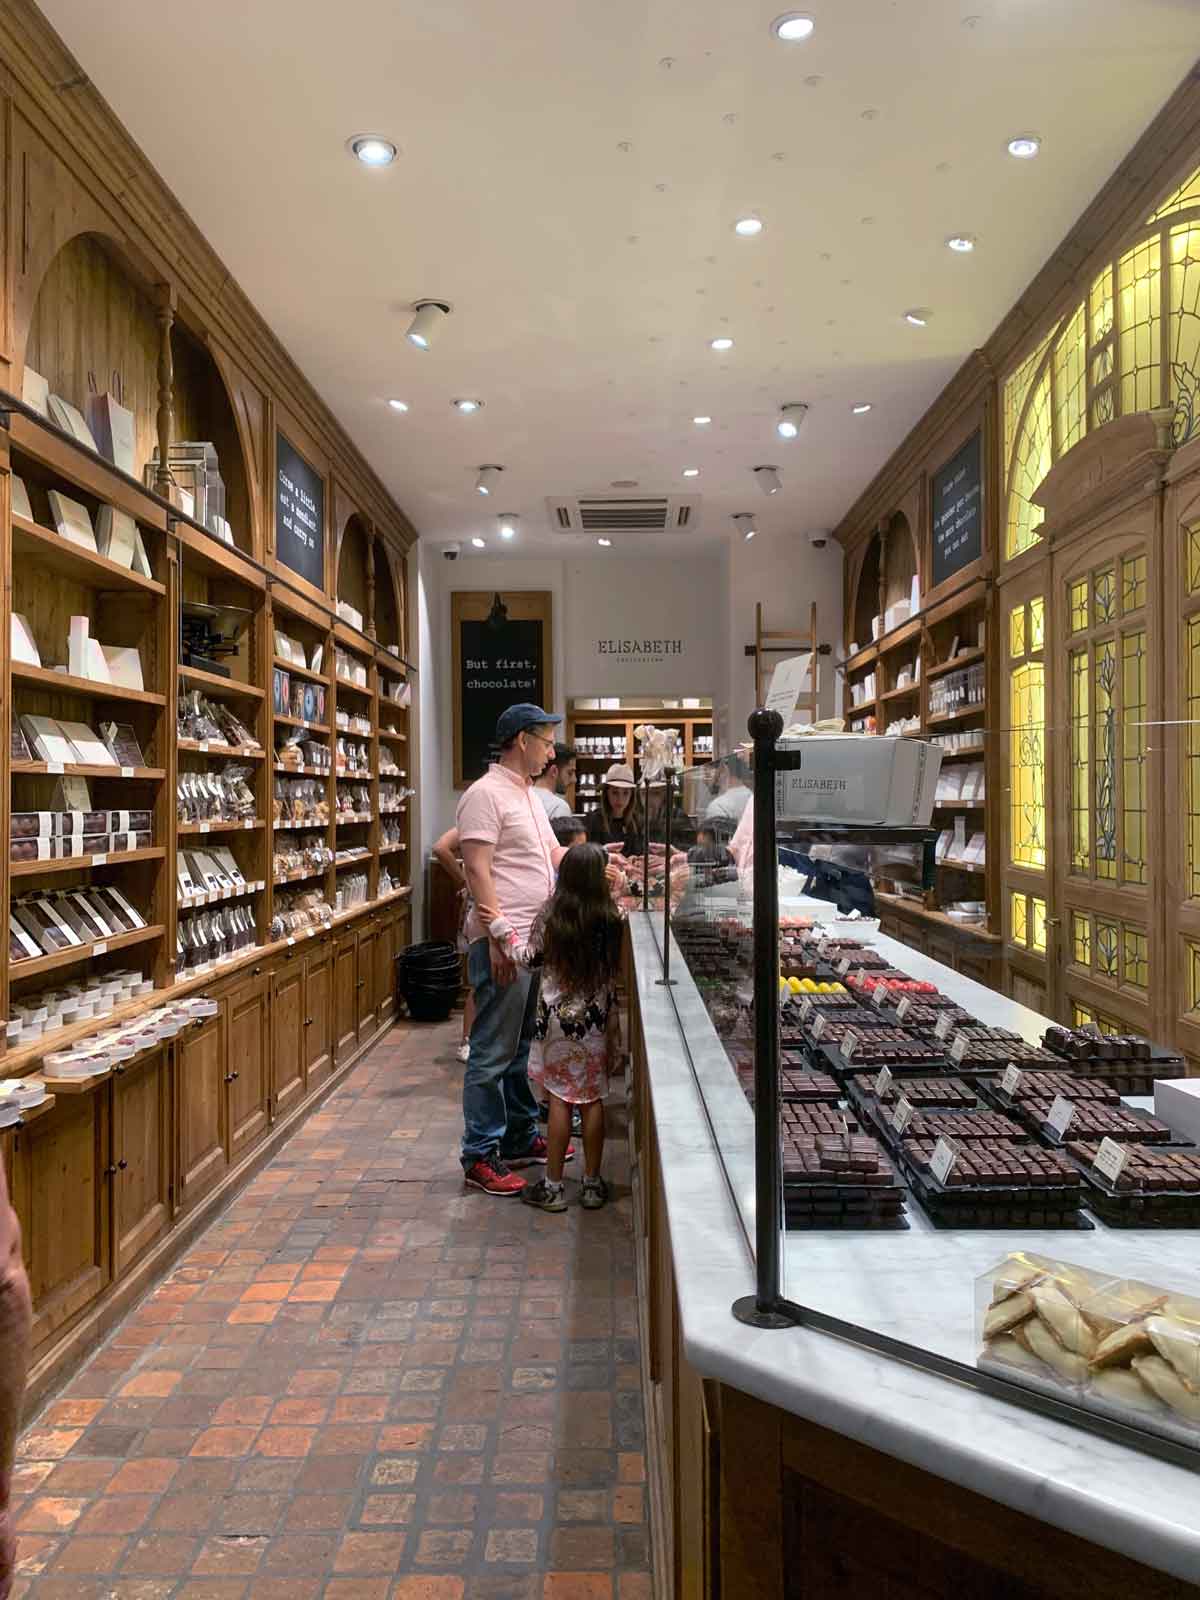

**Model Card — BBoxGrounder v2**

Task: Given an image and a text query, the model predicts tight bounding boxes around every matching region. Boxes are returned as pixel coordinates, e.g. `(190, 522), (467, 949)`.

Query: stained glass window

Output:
(1009, 604), (1026, 659)
(1053, 304), (1087, 457)
(1096, 918), (1119, 977)
(1011, 891), (1028, 948)
(1118, 235), (1162, 416)
(1122, 630), (1148, 886)
(1188, 940), (1200, 1012)
(1094, 638), (1118, 880)
(1121, 554), (1146, 613)
(1031, 897), (1047, 955)
(1010, 660), (1046, 869)
(1069, 580), (1089, 633)
(1029, 596), (1045, 650)
(1072, 1003), (1096, 1028)
(1149, 162), (1200, 223)
(1072, 911), (1091, 967)
(1188, 614), (1200, 898)
(1189, 526), (1200, 595)
(1003, 329), (1054, 483)
(1006, 366), (1053, 560)
(1168, 221), (1200, 448)
(1090, 265), (1114, 347)
(1069, 648), (1090, 872)
(1122, 927), (1149, 989)
(1093, 567), (1117, 623)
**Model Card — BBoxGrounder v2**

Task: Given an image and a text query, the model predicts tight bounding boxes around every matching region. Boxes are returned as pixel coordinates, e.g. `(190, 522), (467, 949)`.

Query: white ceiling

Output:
(39, 0), (1200, 556)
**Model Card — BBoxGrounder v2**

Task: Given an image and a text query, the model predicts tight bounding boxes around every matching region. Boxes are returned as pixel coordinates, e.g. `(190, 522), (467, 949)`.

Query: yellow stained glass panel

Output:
(1072, 911), (1091, 967)
(1009, 603), (1026, 660)
(1121, 554), (1146, 613)
(1188, 526), (1200, 595)
(1073, 1003), (1096, 1028)
(1003, 329), (1054, 484)
(1149, 162), (1200, 223)
(1090, 265), (1114, 347)
(1031, 897), (1047, 955)
(1030, 597), (1045, 650)
(1053, 303), (1087, 457)
(1122, 630), (1148, 886)
(1010, 658), (1046, 870)
(1069, 648), (1090, 872)
(1069, 579), (1089, 633)
(1188, 940), (1200, 1012)
(1118, 235), (1162, 416)
(1006, 366), (1053, 559)
(1011, 891), (1028, 948)
(1187, 615), (1200, 897)
(1096, 918), (1119, 977)
(1168, 221), (1200, 449)
(1093, 567), (1117, 624)
(1122, 926), (1148, 990)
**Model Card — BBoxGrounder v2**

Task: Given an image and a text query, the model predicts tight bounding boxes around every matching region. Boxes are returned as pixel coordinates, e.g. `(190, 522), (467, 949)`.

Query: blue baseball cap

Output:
(495, 703), (562, 742)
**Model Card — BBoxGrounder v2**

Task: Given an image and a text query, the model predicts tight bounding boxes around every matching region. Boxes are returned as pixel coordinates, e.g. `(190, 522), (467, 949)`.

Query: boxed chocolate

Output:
(107, 810), (152, 834)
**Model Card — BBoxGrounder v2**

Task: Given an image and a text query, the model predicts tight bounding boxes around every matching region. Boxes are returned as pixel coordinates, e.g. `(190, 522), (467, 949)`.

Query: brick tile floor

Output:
(11, 1019), (651, 1599)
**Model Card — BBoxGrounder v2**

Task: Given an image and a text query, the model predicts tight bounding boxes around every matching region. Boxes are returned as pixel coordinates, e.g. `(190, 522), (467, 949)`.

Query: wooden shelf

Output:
(925, 704), (985, 728)
(377, 729), (408, 743)
(12, 513), (165, 596)
(932, 743), (987, 761)
(178, 740), (266, 761)
(924, 646), (985, 683)
(178, 881), (265, 910)
(378, 844), (407, 858)
(874, 891), (1000, 944)
(336, 814), (373, 826)
(273, 656), (328, 685)
(178, 820), (265, 836)
(178, 664), (265, 701)
(933, 801), (986, 810)
(839, 643), (878, 674)
(334, 676), (373, 699)
(275, 820), (329, 832)
(273, 867), (329, 887)
(938, 859), (986, 874)
(9, 412), (165, 533)
(12, 663), (166, 706)
(876, 619), (922, 655)
(333, 620), (377, 656)
(274, 714), (331, 735)
(10, 923), (164, 981)
(274, 764), (331, 778)
(12, 761), (165, 780)
(880, 684), (919, 703)
(11, 846), (165, 878)
(844, 698), (875, 714)
(335, 770), (372, 781)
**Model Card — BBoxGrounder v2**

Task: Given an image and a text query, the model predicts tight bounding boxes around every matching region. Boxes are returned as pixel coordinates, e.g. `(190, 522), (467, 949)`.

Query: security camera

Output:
(808, 529), (830, 550)
(443, 541), (461, 561)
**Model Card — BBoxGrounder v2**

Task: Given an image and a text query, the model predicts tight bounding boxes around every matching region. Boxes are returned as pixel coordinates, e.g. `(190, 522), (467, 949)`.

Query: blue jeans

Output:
(461, 937), (541, 1168)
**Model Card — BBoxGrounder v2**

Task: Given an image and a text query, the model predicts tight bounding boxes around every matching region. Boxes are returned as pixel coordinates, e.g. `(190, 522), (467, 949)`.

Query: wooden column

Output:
(154, 284), (175, 497)
(365, 519), (377, 639)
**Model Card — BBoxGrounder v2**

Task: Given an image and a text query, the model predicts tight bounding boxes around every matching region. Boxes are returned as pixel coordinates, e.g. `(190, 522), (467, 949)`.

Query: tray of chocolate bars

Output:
(942, 1033), (1066, 1077)
(1041, 1024), (1185, 1098)
(978, 1070), (1123, 1116)
(817, 1030), (950, 1079)
(1027, 1100), (1177, 1149)
(1063, 1141), (1200, 1226)
(899, 1141), (1091, 1230)
(780, 1103), (859, 1139)
(781, 1129), (908, 1230)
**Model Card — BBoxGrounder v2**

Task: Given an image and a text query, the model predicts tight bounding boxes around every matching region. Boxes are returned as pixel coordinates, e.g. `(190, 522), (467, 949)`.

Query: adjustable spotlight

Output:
(406, 299), (451, 350)
(775, 403), (809, 440)
(754, 466), (782, 497)
(475, 465), (503, 496)
(732, 513), (757, 541)
(498, 514), (518, 541)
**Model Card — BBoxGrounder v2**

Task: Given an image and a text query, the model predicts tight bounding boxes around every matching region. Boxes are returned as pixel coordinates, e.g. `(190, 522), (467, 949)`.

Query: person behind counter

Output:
(586, 763), (644, 851)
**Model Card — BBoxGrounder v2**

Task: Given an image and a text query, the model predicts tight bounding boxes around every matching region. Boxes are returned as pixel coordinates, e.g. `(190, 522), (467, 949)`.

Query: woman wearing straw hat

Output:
(586, 762), (645, 853)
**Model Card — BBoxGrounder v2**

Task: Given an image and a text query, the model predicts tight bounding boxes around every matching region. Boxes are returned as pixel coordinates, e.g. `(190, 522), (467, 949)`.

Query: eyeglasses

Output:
(526, 732), (555, 749)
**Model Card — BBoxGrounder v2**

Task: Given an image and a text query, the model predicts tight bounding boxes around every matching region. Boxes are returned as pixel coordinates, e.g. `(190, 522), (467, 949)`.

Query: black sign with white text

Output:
(459, 618), (545, 784)
(931, 430), (982, 588)
(275, 432), (325, 589)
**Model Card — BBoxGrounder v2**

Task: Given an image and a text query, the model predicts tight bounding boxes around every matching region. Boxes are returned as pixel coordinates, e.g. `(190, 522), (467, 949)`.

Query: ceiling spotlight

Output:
(734, 216), (763, 237)
(682, 467), (700, 478)
(852, 402), (873, 415)
(693, 415), (712, 426)
(776, 403), (809, 440)
(406, 299), (451, 350)
(732, 513), (757, 541)
(772, 12), (815, 41)
(1007, 134), (1041, 159)
(470, 537), (486, 549)
(710, 336), (734, 351)
(453, 398), (483, 413)
(903, 308), (931, 327)
(754, 465), (782, 497)
(498, 515), (518, 541)
(597, 538), (612, 547)
(946, 234), (976, 253)
(387, 399), (409, 412)
(475, 465), (503, 496)
(348, 135), (397, 167)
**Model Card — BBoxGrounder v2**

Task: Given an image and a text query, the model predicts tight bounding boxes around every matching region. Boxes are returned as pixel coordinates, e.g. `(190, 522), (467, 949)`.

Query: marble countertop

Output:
(629, 911), (1200, 1584)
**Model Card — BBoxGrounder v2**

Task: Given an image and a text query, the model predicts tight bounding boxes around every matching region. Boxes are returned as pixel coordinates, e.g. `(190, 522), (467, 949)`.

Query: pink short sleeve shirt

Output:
(456, 763), (558, 942)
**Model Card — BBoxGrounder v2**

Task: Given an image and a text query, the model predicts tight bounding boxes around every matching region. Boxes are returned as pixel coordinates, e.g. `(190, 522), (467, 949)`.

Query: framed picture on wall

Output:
(452, 590), (553, 788)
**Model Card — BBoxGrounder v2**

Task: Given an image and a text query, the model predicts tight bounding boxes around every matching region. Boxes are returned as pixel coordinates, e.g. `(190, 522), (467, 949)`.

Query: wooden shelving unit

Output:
(565, 703), (714, 817)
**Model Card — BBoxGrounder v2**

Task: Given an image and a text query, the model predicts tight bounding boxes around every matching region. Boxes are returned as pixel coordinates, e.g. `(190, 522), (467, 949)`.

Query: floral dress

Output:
(521, 921), (623, 1105)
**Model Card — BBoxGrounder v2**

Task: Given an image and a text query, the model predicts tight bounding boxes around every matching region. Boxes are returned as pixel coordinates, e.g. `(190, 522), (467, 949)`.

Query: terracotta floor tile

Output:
(107, 1459), (180, 1495)
(191, 1427), (259, 1458)
(542, 1578), (612, 1600)
(74, 1494), (155, 1535)
(49, 1534), (129, 1573)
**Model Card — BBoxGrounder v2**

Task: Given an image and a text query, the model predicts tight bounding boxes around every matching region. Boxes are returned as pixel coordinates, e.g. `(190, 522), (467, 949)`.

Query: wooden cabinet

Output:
(334, 930), (359, 1065)
(176, 1012), (227, 1212)
(226, 971), (270, 1161)
(376, 911), (398, 1023)
(110, 1050), (170, 1279)
(271, 953), (306, 1119)
(357, 921), (380, 1037)
(305, 939), (334, 1089)
(10, 1093), (109, 1350)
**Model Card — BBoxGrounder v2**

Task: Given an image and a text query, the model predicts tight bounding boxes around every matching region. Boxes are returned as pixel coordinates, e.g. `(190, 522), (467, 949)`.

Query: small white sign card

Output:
(1000, 1064), (1022, 1098)
(930, 1136), (959, 1185)
(763, 651), (814, 726)
(891, 1095), (914, 1134)
(1046, 1095), (1075, 1139)
(1092, 1137), (1129, 1186)
(874, 1065), (893, 1098)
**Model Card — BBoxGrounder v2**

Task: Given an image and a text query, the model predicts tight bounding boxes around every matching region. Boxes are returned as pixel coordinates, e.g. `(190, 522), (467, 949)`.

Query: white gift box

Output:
(774, 734), (942, 827)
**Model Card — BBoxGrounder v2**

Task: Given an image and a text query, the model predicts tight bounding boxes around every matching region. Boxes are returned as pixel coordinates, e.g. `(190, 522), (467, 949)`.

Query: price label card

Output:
(891, 1095), (914, 1134)
(842, 1031), (858, 1061)
(811, 1013), (827, 1042)
(244, 819), (254, 830)
(874, 1065), (893, 1098)
(872, 984), (888, 1009)
(1092, 1137), (1129, 1186)
(930, 1136), (959, 1185)
(836, 958), (851, 976)
(948, 1034), (969, 1063)
(93, 941), (108, 956)
(47, 760), (64, 775)
(198, 740), (209, 753)
(200, 822), (211, 835)
(1000, 1064), (1022, 1097)
(90, 853), (107, 867)
(934, 1013), (954, 1040)
(286, 936), (296, 947)
(799, 997), (814, 1019)
(121, 766), (134, 779)
(1046, 1094), (1075, 1138)
(896, 996), (912, 1022)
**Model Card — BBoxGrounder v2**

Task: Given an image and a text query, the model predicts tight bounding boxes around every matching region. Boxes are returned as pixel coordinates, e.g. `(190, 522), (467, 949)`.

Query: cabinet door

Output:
(357, 923), (380, 1038)
(305, 940), (334, 1090)
(111, 1049), (170, 1278)
(376, 912), (397, 1023)
(10, 1094), (109, 1350)
(334, 931), (359, 1065)
(177, 1012), (228, 1211)
(227, 971), (270, 1161)
(271, 954), (306, 1119)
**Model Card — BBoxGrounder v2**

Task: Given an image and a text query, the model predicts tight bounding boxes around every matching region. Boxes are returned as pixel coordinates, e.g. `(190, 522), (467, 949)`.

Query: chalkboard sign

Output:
(275, 432), (325, 589)
(452, 591), (553, 787)
(931, 430), (983, 588)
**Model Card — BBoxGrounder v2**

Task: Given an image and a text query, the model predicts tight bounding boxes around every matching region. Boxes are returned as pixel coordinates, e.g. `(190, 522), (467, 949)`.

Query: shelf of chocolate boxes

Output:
(675, 915), (1194, 1232)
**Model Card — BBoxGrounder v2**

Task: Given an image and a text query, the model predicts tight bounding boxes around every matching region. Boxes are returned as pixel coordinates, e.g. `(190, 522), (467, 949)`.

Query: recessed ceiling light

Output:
(710, 337), (734, 351)
(693, 416), (712, 426)
(387, 399), (409, 412)
(406, 299), (450, 349)
(597, 538), (612, 547)
(946, 234), (976, 253)
(903, 308), (931, 327)
(754, 465), (782, 496)
(772, 12), (815, 41)
(498, 515), (518, 540)
(852, 402), (873, 415)
(734, 216), (763, 237)
(682, 467), (700, 478)
(470, 537), (486, 549)
(733, 513), (757, 541)
(776, 403), (808, 440)
(1007, 134), (1041, 159)
(453, 398), (483, 414)
(475, 465), (503, 496)
(348, 135), (397, 167)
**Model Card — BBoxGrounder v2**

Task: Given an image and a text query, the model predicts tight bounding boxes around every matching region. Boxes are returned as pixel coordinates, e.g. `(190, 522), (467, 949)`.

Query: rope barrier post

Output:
(656, 766), (676, 987)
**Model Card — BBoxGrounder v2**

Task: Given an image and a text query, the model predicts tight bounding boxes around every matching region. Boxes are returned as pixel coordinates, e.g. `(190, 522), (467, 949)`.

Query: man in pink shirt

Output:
(457, 703), (570, 1196)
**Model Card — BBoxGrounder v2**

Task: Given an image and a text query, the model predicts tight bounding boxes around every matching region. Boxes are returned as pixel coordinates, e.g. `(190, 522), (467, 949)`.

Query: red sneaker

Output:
(463, 1158), (526, 1197)
(505, 1134), (576, 1168)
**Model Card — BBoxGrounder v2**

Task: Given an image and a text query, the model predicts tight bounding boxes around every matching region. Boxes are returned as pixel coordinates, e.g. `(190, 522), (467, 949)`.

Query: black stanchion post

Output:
(733, 707), (794, 1329)
(656, 767), (675, 988)
(641, 777), (651, 914)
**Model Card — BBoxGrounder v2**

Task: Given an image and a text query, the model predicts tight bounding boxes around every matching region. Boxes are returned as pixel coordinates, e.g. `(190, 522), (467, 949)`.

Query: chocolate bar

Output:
(903, 1110), (1027, 1142)
(1029, 1101), (1173, 1144)
(905, 1140), (1082, 1189)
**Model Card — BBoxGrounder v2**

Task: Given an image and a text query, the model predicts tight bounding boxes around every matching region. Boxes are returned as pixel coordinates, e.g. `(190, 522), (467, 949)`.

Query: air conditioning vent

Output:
(546, 495), (699, 534)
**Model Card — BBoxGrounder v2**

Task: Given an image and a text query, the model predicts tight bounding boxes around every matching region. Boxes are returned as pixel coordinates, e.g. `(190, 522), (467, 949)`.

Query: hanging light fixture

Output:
(732, 513), (757, 541)
(775, 403), (809, 440)
(486, 592), (509, 630)
(406, 299), (451, 349)
(754, 465), (782, 496)
(475, 465), (504, 496)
